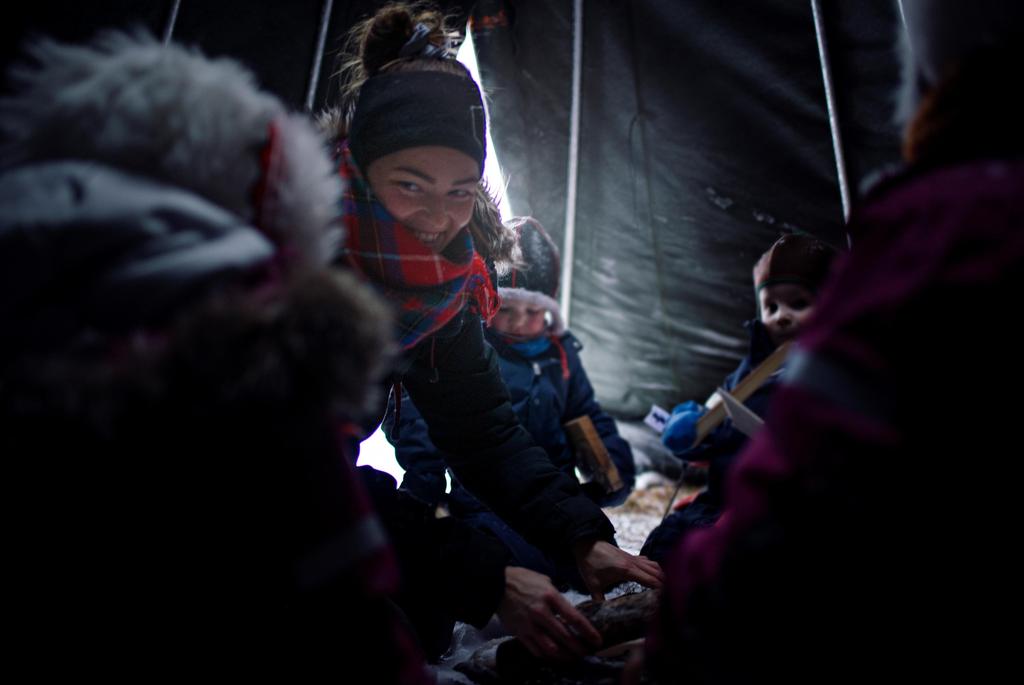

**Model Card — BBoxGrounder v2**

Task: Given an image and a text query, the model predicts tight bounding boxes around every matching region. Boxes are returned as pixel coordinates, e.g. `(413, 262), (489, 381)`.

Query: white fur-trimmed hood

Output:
(0, 30), (341, 271)
(497, 286), (565, 336)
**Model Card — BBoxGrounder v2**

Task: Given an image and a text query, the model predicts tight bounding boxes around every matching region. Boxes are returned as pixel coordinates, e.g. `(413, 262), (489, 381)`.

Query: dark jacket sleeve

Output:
(383, 389), (449, 507)
(357, 466), (510, 631)
(401, 315), (615, 552)
(561, 334), (636, 507)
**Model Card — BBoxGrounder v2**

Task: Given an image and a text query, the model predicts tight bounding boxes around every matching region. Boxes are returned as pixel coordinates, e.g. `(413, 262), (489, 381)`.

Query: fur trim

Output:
(497, 286), (564, 335)
(2, 269), (394, 430)
(165, 269), (393, 418)
(0, 30), (344, 271)
(257, 114), (343, 270)
(0, 31), (282, 221)
(314, 106), (348, 143)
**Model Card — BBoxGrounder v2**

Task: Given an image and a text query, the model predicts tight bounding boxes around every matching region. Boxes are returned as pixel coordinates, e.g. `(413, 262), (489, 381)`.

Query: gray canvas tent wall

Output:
(471, 0), (902, 417)
(0, 0), (904, 419)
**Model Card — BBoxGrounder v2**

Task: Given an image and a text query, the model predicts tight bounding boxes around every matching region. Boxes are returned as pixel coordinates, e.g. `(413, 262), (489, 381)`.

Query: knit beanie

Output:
(753, 233), (838, 293)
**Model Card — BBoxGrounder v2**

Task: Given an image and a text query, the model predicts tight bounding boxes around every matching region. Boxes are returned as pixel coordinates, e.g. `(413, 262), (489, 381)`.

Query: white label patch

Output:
(644, 404), (671, 434)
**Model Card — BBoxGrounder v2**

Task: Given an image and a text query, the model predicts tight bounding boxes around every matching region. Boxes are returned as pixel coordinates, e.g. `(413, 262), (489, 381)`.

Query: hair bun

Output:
(360, 5), (446, 75)
(362, 7), (416, 75)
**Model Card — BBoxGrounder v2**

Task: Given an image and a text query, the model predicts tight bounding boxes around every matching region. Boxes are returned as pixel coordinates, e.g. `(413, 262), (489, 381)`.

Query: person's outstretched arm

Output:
(402, 317), (663, 597)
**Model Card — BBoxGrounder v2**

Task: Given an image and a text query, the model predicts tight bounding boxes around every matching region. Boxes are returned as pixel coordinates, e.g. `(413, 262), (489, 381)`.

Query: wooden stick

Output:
(690, 341), (791, 449)
(565, 415), (624, 493)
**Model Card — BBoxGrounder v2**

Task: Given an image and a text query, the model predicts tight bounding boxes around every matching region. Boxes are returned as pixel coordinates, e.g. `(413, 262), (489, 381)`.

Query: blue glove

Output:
(662, 400), (707, 454)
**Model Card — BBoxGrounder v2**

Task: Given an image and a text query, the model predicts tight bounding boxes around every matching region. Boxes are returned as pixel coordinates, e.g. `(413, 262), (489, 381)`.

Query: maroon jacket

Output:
(648, 157), (1024, 683)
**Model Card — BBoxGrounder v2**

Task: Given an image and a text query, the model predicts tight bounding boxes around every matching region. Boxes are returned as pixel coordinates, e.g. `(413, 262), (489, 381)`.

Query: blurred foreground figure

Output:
(0, 32), (430, 682)
(642, 2), (1024, 683)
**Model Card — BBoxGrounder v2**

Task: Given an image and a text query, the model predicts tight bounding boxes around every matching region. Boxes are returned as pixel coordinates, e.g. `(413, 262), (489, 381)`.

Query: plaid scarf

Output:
(335, 141), (499, 350)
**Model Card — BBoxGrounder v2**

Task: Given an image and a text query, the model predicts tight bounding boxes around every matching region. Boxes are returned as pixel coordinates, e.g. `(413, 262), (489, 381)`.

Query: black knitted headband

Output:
(349, 70), (487, 175)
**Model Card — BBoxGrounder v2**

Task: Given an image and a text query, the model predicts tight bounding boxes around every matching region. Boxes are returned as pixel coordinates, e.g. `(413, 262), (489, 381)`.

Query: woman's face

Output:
(366, 146), (480, 253)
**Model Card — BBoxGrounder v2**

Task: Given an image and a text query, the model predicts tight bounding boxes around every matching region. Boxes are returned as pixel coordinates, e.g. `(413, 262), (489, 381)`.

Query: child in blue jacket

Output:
(386, 217), (635, 587)
(642, 233), (838, 562)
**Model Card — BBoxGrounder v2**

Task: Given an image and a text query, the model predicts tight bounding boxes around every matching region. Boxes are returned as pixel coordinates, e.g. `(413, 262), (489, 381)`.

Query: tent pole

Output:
(162, 0), (182, 45)
(305, 0), (335, 112)
(560, 0), (583, 326)
(810, 0), (852, 244)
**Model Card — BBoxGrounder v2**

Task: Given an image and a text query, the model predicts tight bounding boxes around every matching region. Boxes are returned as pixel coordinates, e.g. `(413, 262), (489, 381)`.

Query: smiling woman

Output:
(352, 31), (508, 489)
(365, 145), (479, 253)
(318, 1), (663, 663)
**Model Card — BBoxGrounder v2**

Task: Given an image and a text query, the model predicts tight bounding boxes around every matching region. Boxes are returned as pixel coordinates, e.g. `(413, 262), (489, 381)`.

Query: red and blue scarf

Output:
(334, 141), (498, 350)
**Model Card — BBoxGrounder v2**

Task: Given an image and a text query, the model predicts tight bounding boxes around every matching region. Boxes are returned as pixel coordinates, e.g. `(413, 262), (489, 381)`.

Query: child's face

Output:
(492, 301), (549, 339)
(758, 283), (816, 345)
(366, 146), (480, 254)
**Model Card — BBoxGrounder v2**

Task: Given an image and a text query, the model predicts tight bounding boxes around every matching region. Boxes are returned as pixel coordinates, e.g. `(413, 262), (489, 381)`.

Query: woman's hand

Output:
(497, 566), (602, 659)
(574, 540), (664, 601)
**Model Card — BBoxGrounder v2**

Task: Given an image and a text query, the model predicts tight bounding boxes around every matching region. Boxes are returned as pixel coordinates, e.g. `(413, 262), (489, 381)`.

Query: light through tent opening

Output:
(355, 28), (512, 484)
(459, 26), (513, 220)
